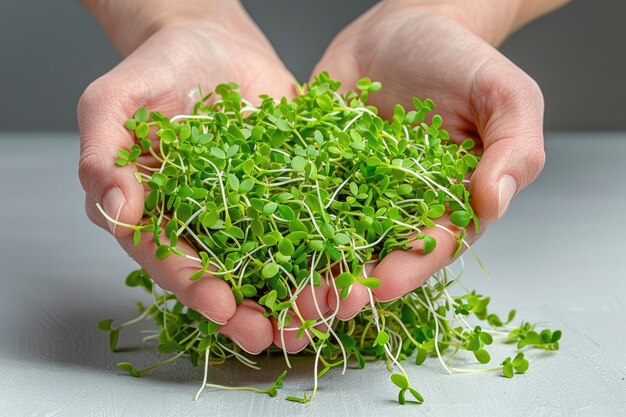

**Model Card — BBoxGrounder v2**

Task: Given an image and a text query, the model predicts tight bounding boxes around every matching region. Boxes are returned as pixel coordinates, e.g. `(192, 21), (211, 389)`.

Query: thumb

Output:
(311, 42), (361, 90)
(468, 59), (546, 221)
(77, 76), (146, 236)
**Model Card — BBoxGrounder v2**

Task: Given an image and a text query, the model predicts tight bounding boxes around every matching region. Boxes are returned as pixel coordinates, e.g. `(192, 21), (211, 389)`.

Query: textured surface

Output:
(0, 133), (625, 416)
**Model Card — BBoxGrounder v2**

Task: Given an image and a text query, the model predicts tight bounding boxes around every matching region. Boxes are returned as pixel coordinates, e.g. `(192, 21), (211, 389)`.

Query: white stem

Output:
(421, 286), (452, 374)
(195, 349), (210, 401)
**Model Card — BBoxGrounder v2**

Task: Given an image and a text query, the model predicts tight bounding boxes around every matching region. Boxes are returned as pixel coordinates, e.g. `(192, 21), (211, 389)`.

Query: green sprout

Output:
(97, 73), (561, 405)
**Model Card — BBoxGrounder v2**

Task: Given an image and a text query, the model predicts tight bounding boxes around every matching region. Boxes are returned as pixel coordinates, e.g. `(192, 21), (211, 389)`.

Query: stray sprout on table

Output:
(98, 72), (561, 405)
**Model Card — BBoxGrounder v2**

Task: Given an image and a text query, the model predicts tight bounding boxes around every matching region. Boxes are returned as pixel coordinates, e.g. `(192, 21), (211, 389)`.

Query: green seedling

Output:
(98, 73), (561, 405)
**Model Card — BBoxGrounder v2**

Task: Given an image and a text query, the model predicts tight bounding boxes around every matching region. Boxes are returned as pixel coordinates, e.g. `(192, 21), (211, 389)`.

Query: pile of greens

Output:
(99, 73), (561, 404)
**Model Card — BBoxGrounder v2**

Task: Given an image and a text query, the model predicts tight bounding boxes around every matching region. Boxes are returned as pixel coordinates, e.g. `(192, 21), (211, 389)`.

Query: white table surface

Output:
(0, 132), (624, 417)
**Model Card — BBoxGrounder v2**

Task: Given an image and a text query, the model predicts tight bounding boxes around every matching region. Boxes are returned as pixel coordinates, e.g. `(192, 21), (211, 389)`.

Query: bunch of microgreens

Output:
(98, 72), (561, 405)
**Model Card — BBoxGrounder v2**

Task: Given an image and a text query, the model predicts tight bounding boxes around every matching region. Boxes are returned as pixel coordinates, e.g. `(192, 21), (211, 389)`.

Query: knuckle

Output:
(512, 137), (546, 182)
(78, 75), (137, 126)
(472, 59), (544, 114)
(522, 138), (546, 179)
(78, 147), (108, 198)
(77, 79), (110, 122)
(84, 197), (102, 226)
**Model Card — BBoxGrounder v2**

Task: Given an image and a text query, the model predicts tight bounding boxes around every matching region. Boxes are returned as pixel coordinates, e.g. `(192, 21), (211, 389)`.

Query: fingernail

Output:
(200, 311), (227, 326)
(498, 175), (517, 218)
(102, 187), (125, 234)
(223, 334), (262, 355)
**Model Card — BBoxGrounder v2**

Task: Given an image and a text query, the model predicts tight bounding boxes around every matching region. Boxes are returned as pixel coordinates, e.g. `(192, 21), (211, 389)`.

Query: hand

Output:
(301, 1), (546, 316)
(78, 1), (297, 354)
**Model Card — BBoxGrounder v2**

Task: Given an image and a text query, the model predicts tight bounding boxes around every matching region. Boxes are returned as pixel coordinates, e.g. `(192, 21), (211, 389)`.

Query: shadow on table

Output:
(2, 295), (323, 387)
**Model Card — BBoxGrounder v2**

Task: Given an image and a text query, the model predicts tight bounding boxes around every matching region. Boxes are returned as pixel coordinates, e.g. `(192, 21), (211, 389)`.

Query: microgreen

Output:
(98, 73), (561, 405)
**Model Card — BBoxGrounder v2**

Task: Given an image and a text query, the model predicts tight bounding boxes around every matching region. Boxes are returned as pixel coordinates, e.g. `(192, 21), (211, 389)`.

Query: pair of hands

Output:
(79, 0), (546, 355)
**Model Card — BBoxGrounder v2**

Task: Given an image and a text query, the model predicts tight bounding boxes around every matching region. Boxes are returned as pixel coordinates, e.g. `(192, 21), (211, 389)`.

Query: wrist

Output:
(387, 0), (567, 46)
(80, 0), (244, 56)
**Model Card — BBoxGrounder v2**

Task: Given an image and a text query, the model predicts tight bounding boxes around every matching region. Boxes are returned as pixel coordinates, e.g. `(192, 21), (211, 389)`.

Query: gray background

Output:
(1, 132), (625, 416)
(0, 0), (624, 131)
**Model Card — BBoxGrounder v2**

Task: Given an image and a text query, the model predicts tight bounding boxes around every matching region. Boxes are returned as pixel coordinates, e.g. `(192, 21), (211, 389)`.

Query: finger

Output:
(294, 278), (331, 320)
(311, 39), (361, 92)
(271, 311), (309, 354)
(371, 216), (484, 302)
(110, 220), (237, 325)
(326, 262), (375, 320)
(468, 58), (546, 221)
(85, 195), (109, 232)
(219, 299), (274, 355)
(77, 75), (147, 238)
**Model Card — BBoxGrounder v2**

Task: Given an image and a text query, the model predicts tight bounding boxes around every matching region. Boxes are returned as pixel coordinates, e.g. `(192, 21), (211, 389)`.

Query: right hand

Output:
(78, 1), (297, 355)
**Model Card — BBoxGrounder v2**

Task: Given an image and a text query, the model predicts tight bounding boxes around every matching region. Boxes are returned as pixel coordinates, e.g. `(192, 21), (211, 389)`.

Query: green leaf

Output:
(407, 387), (424, 404)
(150, 172), (167, 188)
(134, 108), (148, 123)
(155, 245), (170, 260)
(450, 210), (471, 227)
(358, 277), (381, 289)
(116, 362), (140, 377)
(109, 329), (120, 352)
(286, 231), (308, 242)
(133, 229), (141, 247)
(240, 284), (257, 297)
(199, 320), (220, 336)
(503, 363), (514, 378)
(210, 147), (226, 159)
(366, 156), (382, 166)
(227, 174), (240, 191)
(315, 95), (334, 112)
(262, 263), (279, 279)
(263, 202), (278, 216)
(390, 373), (409, 389)
(98, 319), (113, 331)
(432, 114), (443, 129)
(135, 122), (150, 139)
(415, 348), (427, 365)
(333, 233), (351, 245)
(277, 205), (296, 220)
(397, 184), (413, 195)
(428, 204), (445, 218)
(198, 336), (213, 352)
(309, 240), (325, 251)
(374, 330), (389, 346)
(160, 129), (176, 143)
(353, 349), (365, 369)
(370, 81), (382, 92)
(422, 235), (436, 254)
(515, 359), (529, 373)
(310, 327), (329, 340)
(259, 290), (277, 308)
(124, 118), (137, 130)
(356, 77), (371, 90)
(278, 238), (295, 256)
(338, 333), (356, 350)
(461, 138), (475, 149)
(474, 348), (491, 364)
(239, 178), (255, 193)
(224, 226), (245, 240)
(291, 156), (306, 172)
(479, 332), (494, 345)
(320, 222), (335, 239)
(335, 272), (355, 289)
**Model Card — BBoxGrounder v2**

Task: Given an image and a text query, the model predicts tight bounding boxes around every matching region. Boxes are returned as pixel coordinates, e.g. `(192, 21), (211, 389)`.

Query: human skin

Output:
(299, 0), (570, 327)
(78, 0), (567, 354)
